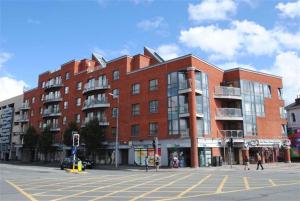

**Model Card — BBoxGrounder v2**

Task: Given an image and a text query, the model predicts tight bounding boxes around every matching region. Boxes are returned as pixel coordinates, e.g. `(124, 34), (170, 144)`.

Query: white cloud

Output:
(179, 20), (300, 61)
(27, 18), (41, 25)
(0, 52), (12, 69)
(276, 0), (300, 18)
(263, 51), (300, 104)
(0, 77), (28, 102)
(137, 16), (166, 31)
(218, 61), (255, 70)
(156, 44), (181, 60)
(188, 0), (236, 22)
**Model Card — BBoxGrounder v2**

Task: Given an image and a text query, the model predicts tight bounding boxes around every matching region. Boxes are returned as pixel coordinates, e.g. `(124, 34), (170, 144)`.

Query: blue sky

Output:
(0, 0), (299, 103)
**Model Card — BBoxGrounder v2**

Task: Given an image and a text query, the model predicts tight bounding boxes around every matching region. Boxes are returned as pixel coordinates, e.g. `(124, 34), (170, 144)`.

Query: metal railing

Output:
(20, 103), (30, 110)
(45, 82), (63, 89)
(82, 98), (109, 110)
(43, 109), (61, 117)
(215, 86), (241, 97)
(219, 130), (244, 138)
(216, 108), (243, 118)
(44, 96), (62, 102)
(82, 116), (109, 126)
(83, 82), (110, 93)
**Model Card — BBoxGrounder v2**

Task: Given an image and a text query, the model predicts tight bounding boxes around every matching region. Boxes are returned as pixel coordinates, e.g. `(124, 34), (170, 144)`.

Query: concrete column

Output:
(187, 67), (199, 168)
(284, 147), (291, 163)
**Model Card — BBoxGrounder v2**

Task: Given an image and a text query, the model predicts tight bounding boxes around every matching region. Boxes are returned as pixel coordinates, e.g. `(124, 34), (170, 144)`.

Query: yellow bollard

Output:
(78, 161), (82, 172)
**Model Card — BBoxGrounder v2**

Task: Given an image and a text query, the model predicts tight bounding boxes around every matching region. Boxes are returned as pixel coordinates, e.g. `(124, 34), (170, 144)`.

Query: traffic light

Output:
(73, 133), (80, 147)
(152, 139), (156, 149)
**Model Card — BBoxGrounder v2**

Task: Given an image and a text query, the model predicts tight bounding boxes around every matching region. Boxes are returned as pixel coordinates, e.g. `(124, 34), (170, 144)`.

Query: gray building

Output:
(0, 95), (23, 160)
(285, 96), (300, 132)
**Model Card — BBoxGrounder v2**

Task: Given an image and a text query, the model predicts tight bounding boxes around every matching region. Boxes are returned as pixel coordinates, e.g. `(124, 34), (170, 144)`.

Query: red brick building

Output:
(19, 47), (291, 166)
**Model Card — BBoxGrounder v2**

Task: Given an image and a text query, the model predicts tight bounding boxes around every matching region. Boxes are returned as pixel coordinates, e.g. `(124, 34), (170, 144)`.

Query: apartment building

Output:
(0, 95), (24, 160)
(19, 47), (290, 166)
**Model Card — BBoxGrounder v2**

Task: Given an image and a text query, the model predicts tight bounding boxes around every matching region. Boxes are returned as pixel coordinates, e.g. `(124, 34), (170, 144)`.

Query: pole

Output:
(223, 138), (226, 165)
(115, 96), (119, 168)
(229, 146), (232, 168)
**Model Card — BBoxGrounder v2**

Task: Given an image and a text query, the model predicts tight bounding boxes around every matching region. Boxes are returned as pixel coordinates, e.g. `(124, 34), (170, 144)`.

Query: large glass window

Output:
(112, 108), (118, 118)
(112, 89), (119, 98)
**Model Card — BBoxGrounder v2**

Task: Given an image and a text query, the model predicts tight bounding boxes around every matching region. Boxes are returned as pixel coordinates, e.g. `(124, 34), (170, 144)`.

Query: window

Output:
(112, 108), (118, 118)
(42, 81), (45, 88)
(149, 122), (158, 136)
(40, 108), (43, 115)
(65, 72), (70, 80)
(132, 83), (140, 95)
(112, 127), (117, 137)
(132, 104), (140, 116)
(65, 86), (69, 94)
(76, 82), (82, 90)
(39, 122), (42, 129)
(112, 88), (119, 98)
(149, 79), (158, 91)
(278, 88), (283, 100)
(76, 98), (81, 106)
(32, 97), (35, 104)
(64, 101), (68, 109)
(41, 94), (44, 101)
(149, 100), (158, 113)
(292, 113), (296, 122)
(113, 70), (120, 80)
(279, 107), (286, 119)
(131, 124), (139, 136)
(76, 114), (80, 123)
(63, 116), (67, 125)
(263, 84), (271, 98)
(281, 124), (287, 136)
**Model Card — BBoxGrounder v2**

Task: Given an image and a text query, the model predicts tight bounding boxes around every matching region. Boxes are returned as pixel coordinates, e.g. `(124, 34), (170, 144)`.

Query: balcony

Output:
(44, 82), (63, 90)
(43, 96), (62, 104)
(20, 103), (30, 110)
(214, 86), (242, 100)
(16, 116), (29, 123)
(82, 99), (110, 111)
(42, 110), (61, 118)
(178, 80), (202, 95)
(82, 82), (110, 94)
(219, 130), (244, 138)
(81, 117), (109, 127)
(50, 126), (60, 132)
(215, 108), (243, 121)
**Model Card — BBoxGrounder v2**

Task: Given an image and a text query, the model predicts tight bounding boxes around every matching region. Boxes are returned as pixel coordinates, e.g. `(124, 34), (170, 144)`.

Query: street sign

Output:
(71, 147), (77, 155)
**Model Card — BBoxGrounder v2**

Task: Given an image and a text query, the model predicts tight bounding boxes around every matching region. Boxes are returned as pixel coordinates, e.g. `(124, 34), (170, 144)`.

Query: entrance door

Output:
(121, 149), (128, 165)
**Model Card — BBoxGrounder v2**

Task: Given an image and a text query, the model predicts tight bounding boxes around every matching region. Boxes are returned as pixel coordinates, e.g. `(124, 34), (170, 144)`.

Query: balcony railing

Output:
(83, 82), (110, 94)
(20, 103), (30, 110)
(81, 117), (109, 127)
(214, 86), (241, 99)
(16, 116), (29, 123)
(45, 82), (63, 90)
(216, 108), (243, 120)
(44, 96), (62, 103)
(82, 99), (110, 110)
(42, 110), (61, 118)
(219, 130), (244, 138)
(50, 125), (60, 132)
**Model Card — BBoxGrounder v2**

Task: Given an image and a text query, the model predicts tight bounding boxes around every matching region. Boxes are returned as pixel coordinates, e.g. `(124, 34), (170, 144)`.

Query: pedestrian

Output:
(155, 155), (160, 172)
(244, 155), (250, 170)
(256, 153), (264, 170)
(144, 156), (149, 172)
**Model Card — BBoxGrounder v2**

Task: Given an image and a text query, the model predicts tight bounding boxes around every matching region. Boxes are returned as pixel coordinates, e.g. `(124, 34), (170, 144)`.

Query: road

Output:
(0, 163), (299, 201)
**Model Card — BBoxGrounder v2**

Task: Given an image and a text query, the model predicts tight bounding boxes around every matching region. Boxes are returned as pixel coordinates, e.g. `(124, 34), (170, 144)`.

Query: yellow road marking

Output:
(6, 180), (38, 201)
(129, 174), (193, 201)
(51, 174), (154, 201)
(243, 177), (250, 190)
(89, 173), (179, 201)
(215, 175), (229, 193)
(269, 179), (277, 186)
(177, 174), (212, 198)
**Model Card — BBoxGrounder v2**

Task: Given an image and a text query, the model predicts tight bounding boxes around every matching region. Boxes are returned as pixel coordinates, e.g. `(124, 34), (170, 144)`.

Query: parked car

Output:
(60, 157), (86, 170)
(82, 159), (95, 169)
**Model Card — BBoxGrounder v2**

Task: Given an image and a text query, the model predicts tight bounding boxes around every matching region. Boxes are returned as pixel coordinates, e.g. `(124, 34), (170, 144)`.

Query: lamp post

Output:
(109, 93), (119, 168)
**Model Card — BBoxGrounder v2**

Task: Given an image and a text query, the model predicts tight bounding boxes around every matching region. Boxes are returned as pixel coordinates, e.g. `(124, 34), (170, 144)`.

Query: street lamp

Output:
(108, 93), (119, 168)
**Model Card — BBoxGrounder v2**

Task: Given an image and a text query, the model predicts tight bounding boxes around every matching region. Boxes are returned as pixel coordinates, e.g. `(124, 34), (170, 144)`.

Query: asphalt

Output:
(0, 162), (300, 201)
